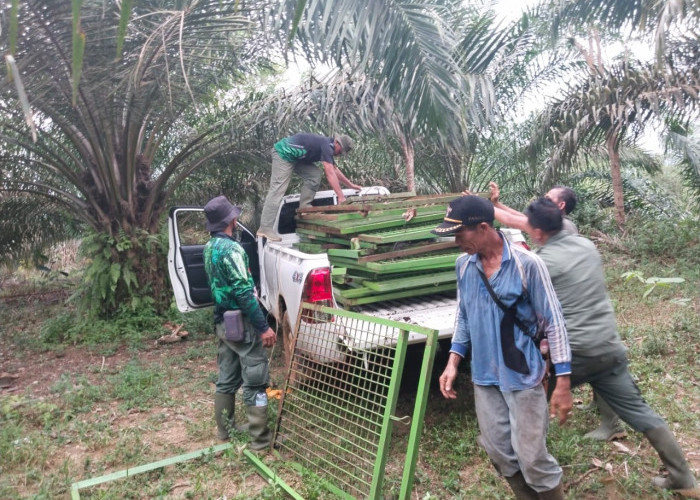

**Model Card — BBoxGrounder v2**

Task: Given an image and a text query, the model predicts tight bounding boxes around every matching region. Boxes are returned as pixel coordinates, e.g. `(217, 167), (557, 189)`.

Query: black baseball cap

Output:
(432, 195), (494, 235)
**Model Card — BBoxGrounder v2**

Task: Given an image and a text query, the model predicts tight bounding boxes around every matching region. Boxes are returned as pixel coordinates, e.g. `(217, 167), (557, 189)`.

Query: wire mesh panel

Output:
(272, 302), (438, 500)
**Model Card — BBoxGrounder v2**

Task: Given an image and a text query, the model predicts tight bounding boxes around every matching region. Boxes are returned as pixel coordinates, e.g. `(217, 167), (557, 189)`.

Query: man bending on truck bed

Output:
(257, 133), (363, 241)
(435, 195), (573, 500)
(203, 195), (277, 451)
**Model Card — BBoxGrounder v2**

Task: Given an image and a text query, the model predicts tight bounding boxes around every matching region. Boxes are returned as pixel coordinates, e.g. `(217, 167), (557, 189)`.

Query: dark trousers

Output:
(551, 349), (665, 432)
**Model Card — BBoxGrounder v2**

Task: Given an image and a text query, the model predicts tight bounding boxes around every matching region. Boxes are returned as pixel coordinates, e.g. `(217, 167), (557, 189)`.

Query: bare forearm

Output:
(494, 206), (532, 233)
(323, 163), (345, 201)
(333, 166), (360, 189)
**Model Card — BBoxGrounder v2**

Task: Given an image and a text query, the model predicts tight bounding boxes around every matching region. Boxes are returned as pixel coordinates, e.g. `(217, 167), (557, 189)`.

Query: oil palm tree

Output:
(531, 43), (700, 226)
(0, 0), (267, 314)
(1, 0), (506, 315)
(530, 0), (700, 228)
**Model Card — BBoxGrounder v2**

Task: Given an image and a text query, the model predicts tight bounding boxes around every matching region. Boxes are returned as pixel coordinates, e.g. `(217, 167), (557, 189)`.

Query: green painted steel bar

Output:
(400, 330), (438, 500)
(344, 192), (458, 210)
(335, 283), (456, 307)
(369, 328), (409, 499)
(328, 255), (457, 274)
(330, 252), (459, 274)
(362, 252), (459, 272)
(297, 211), (444, 236)
(295, 242), (325, 254)
(243, 450), (306, 500)
(288, 462), (356, 500)
(327, 247), (372, 258)
(273, 302), (440, 499)
(298, 206), (446, 229)
(335, 285), (375, 299)
(362, 270), (456, 292)
(70, 443), (233, 499)
(357, 224), (442, 244)
(296, 228), (353, 246)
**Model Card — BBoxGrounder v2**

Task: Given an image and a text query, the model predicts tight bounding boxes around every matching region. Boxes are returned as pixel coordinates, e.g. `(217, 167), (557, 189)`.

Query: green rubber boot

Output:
(645, 426), (699, 494)
(245, 404), (272, 451)
(214, 393), (235, 441)
(584, 396), (626, 441)
(537, 482), (564, 500)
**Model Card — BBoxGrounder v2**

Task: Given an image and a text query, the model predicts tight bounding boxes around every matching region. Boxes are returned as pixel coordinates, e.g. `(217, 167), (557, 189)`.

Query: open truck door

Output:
(167, 207), (259, 313)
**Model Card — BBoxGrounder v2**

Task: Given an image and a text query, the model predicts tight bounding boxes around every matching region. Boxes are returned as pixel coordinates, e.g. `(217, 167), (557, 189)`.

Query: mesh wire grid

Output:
(272, 302), (433, 499)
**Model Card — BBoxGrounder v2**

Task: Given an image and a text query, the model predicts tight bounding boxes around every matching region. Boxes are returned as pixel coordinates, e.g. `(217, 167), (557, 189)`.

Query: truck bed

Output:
(354, 291), (457, 344)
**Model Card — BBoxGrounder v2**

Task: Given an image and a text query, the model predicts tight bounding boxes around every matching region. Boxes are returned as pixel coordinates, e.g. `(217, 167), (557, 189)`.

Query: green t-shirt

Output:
(536, 231), (625, 357)
(203, 234), (268, 333)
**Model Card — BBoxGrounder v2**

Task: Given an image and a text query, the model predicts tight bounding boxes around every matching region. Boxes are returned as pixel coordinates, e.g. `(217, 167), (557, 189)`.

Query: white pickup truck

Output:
(168, 188), (524, 364)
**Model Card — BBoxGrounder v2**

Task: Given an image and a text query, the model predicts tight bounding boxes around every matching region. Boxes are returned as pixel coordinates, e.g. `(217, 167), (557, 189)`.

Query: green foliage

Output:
(620, 271), (685, 299)
(50, 374), (106, 414)
(108, 360), (170, 411)
(0, 195), (83, 268)
(622, 215), (700, 268)
(38, 301), (165, 351)
(73, 230), (168, 318)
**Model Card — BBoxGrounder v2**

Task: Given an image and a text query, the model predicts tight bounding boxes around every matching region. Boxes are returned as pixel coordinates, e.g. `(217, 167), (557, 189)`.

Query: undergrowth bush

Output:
(622, 215), (700, 268)
(39, 304), (165, 349)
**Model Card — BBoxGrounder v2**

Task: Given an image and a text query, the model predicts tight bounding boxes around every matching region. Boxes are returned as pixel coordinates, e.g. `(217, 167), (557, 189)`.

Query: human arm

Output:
(333, 165), (362, 190)
(440, 264), (471, 399)
(226, 249), (275, 345)
(549, 374), (572, 424)
(259, 327), (277, 348)
(322, 161), (347, 203)
(439, 353), (462, 399)
(523, 252), (572, 422)
(489, 182), (533, 233)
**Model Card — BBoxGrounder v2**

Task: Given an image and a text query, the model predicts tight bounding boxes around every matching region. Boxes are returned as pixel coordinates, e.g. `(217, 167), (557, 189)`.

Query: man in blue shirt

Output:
(435, 195), (573, 500)
(257, 133), (362, 241)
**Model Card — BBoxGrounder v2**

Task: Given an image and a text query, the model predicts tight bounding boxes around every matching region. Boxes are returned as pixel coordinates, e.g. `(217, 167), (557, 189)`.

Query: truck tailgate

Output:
(354, 292), (457, 344)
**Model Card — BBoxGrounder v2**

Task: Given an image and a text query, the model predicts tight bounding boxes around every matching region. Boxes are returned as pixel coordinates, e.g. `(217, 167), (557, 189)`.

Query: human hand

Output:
(549, 375), (572, 425)
(461, 187), (473, 195)
(489, 182), (500, 204)
(439, 366), (459, 399)
(260, 327), (277, 348)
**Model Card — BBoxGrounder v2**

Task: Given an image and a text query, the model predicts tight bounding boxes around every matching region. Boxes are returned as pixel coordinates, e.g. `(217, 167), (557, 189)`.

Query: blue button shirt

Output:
(450, 234), (571, 391)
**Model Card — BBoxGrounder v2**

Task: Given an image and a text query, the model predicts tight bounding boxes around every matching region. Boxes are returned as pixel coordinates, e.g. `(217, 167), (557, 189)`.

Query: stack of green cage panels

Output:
(294, 192), (463, 308)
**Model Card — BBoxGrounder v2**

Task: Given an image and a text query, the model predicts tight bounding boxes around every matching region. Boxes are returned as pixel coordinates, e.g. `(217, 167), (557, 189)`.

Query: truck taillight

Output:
(301, 268), (334, 323)
(302, 268), (333, 302)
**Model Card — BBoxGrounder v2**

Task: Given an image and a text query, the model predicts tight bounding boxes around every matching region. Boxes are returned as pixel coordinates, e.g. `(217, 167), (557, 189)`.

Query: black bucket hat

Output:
(204, 195), (242, 232)
(432, 195), (494, 235)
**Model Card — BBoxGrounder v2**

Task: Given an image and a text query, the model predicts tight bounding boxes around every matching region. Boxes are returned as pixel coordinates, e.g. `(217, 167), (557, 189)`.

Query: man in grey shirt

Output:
(524, 198), (698, 495)
(489, 181), (626, 441)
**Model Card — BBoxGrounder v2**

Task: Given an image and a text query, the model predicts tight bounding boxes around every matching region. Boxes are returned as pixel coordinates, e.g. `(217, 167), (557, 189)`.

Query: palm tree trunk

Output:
(606, 132), (626, 227)
(401, 135), (415, 192)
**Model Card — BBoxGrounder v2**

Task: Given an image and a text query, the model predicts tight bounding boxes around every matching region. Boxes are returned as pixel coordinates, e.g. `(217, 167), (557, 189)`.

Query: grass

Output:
(0, 221), (698, 499)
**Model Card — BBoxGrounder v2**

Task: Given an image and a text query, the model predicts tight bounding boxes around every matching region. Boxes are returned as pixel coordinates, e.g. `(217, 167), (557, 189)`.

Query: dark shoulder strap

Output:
(477, 268), (529, 333)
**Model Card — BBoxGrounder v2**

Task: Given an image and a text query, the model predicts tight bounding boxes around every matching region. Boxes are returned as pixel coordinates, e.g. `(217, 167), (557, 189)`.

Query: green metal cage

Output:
(270, 302), (438, 499)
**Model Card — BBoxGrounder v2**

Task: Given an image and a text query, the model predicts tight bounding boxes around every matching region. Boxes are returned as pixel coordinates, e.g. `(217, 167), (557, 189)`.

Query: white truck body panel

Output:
(168, 188), (526, 361)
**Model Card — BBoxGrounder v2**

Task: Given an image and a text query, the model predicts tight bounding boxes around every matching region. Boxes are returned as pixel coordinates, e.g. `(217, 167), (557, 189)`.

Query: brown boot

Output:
(645, 426), (699, 493)
(214, 393), (235, 440)
(505, 471), (539, 500)
(537, 482), (564, 500)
